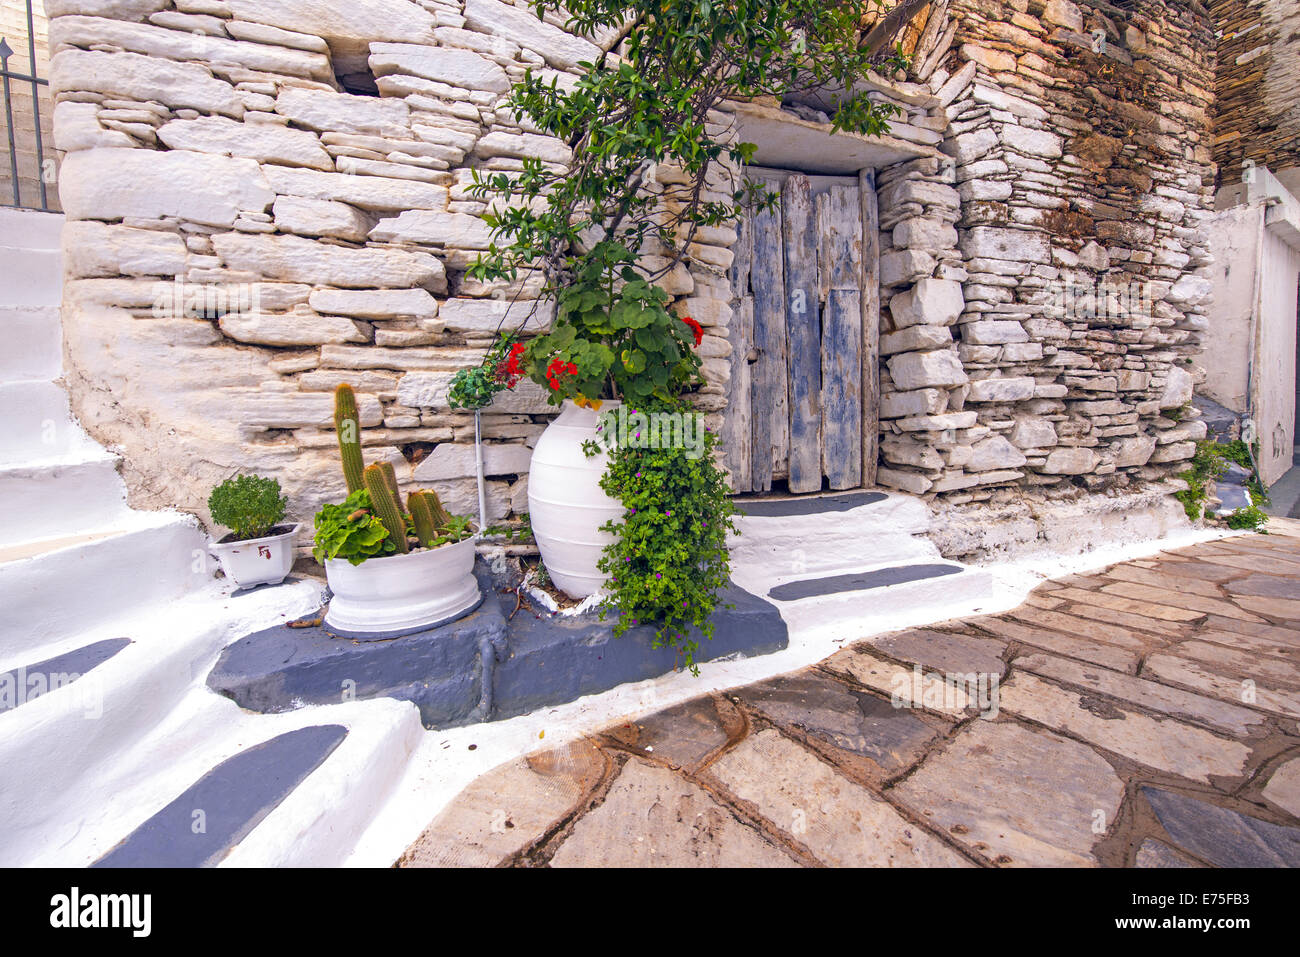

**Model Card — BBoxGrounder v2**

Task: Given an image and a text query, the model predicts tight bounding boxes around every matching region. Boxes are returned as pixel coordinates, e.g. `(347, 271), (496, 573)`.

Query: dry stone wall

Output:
(49, 0), (1216, 535)
(871, 0), (1216, 504)
(49, 0), (733, 530)
(1211, 0), (1300, 188)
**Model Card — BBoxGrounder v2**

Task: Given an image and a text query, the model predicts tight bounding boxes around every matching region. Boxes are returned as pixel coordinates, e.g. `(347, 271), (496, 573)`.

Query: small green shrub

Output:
(1225, 504), (1269, 531)
(208, 474), (287, 541)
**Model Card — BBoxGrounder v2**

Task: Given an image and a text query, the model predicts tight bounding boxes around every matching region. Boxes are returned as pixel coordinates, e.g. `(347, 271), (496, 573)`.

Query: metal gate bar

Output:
(1, 0), (52, 211)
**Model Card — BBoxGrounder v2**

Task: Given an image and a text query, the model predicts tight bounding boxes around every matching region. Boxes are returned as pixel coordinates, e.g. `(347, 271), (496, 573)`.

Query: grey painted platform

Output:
(1, 637), (131, 713)
(735, 490), (888, 517)
(208, 561), (788, 730)
(93, 724), (347, 868)
(768, 562), (964, 602)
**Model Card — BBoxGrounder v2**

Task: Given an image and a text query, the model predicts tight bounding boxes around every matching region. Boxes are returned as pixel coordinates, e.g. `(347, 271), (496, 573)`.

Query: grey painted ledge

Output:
(208, 562), (788, 730)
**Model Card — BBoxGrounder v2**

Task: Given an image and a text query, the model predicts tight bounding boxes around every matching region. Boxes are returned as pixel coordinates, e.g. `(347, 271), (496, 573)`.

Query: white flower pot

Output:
(209, 524), (299, 589)
(528, 400), (624, 599)
(323, 536), (481, 637)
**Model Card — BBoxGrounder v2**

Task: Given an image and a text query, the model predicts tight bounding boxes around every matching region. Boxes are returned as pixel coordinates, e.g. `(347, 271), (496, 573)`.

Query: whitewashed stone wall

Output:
(50, 0), (1215, 532)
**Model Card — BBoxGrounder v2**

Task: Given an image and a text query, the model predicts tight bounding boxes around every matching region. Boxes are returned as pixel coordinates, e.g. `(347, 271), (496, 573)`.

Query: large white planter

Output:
(528, 400), (624, 599)
(209, 524), (299, 589)
(323, 537), (481, 637)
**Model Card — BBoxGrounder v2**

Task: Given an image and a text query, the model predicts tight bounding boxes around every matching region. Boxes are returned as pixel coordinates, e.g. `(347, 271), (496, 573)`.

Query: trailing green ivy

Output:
(592, 401), (737, 674)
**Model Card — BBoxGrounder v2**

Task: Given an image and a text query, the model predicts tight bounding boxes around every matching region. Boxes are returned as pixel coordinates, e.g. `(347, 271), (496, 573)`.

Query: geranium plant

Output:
(445, 0), (903, 667)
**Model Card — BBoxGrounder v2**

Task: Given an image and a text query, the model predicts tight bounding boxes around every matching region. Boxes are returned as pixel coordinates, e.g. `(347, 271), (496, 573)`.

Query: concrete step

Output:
(0, 380), (102, 465)
(729, 491), (937, 581)
(0, 449), (132, 548)
(0, 206), (64, 252)
(0, 245), (62, 309)
(0, 578), (328, 866)
(0, 510), (212, 658)
(0, 306), (61, 381)
(757, 558), (999, 644)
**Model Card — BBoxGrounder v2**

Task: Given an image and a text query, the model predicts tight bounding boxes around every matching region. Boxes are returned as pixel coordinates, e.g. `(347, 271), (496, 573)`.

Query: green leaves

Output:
(208, 473), (287, 542)
(312, 490), (396, 566)
(594, 399), (738, 674)
(468, 0), (899, 317)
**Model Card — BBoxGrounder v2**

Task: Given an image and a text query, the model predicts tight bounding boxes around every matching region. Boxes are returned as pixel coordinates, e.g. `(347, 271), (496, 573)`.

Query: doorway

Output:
(724, 169), (880, 493)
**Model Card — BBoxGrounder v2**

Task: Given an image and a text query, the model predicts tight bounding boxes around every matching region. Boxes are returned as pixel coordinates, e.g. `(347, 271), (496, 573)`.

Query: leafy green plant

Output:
(312, 490), (396, 565)
(593, 401), (737, 674)
(1174, 439), (1269, 530)
(208, 474), (287, 542)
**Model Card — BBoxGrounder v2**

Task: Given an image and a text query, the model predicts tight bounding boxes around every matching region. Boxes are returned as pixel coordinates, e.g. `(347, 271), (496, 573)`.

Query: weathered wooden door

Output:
(725, 169), (880, 493)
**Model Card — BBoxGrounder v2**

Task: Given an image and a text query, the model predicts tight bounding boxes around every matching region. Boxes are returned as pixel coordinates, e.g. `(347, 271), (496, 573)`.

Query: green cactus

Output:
(423, 487), (453, 528)
(408, 492), (438, 547)
(378, 460), (402, 503)
(334, 384), (365, 494)
(364, 464), (409, 554)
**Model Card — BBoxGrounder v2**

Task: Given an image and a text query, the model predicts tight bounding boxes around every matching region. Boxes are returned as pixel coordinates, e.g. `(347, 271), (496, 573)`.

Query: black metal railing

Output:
(1, 0), (52, 210)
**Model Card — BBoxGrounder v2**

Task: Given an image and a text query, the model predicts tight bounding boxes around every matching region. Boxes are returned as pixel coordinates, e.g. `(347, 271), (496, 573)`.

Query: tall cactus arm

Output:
(364, 464), (409, 554)
(334, 384), (365, 494)
(378, 460), (402, 503)
(408, 491), (439, 548)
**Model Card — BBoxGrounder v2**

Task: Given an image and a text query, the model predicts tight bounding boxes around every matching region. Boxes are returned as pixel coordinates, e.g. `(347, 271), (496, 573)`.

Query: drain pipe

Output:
(474, 408), (487, 534)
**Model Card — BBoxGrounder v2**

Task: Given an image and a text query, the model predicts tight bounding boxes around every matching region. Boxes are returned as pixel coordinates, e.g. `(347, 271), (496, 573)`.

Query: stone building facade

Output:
(1210, 0), (1300, 196)
(46, 0), (1215, 539)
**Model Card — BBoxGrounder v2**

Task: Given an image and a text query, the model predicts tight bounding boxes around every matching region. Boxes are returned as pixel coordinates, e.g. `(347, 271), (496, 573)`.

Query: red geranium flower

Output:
(681, 315), (704, 347)
(545, 356), (577, 391)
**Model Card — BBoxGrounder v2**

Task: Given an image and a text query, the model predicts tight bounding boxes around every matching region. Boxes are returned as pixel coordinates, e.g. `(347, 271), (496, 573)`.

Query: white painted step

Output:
(0, 306), (62, 380)
(0, 449), (132, 547)
(729, 492), (938, 583)
(0, 380), (103, 464)
(0, 579), (332, 866)
(0, 510), (211, 657)
(756, 559), (998, 644)
(0, 245), (62, 309)
(0, 206), (65, 252)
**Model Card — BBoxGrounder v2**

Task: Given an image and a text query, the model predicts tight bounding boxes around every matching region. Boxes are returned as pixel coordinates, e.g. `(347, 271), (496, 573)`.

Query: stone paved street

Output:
(401, 525), (1300, 868)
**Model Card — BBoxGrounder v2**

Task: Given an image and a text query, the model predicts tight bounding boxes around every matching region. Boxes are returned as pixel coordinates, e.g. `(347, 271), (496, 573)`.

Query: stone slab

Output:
(1143, 787), (1300, 867)
(401, 738), (608, 867)
(548, 759), (799, 867)
(734, 671), (943, 783)
(210, 565), (787, 730)
(998, 673), (1250, 783)
(893, 720), (1123, 866)
(707, 728), (969, 866)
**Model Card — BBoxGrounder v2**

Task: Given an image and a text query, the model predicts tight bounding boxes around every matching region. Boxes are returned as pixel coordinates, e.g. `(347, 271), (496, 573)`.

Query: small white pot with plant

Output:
(313, 385), (481, 638)
(207, 474), (298, 589)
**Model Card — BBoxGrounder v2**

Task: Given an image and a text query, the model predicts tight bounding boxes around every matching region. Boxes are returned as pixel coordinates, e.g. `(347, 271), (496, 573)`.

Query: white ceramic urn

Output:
(527, 400), (624, 599)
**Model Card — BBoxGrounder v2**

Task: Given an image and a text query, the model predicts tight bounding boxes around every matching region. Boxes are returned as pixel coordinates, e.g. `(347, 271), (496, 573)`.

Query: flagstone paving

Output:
(401, 523), (1300, 868)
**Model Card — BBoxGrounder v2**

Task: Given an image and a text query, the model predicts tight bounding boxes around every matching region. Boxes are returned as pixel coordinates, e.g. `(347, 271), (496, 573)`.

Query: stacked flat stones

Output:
(48, 0), (1216, 530)
(873, 0), (1215, 502)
